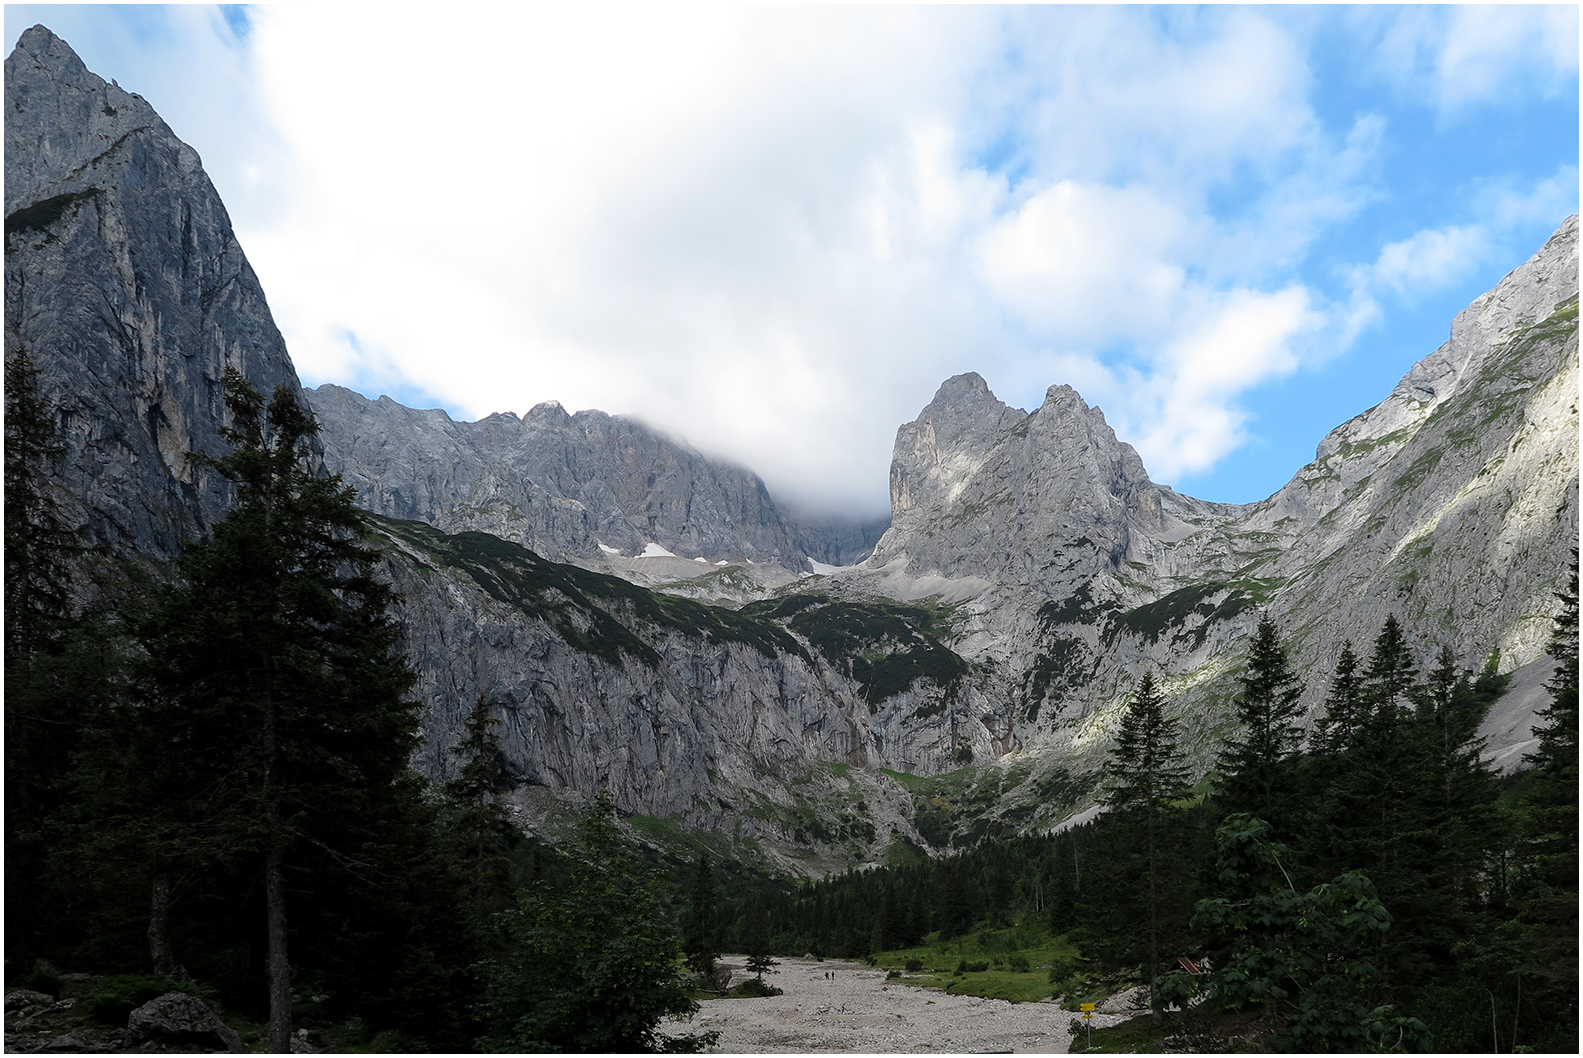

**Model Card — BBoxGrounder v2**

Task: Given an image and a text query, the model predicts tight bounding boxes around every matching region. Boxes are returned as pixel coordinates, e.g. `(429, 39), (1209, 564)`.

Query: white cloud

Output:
(1370, 225), (1492, 295)
(1, 4), (1512, 512)
(233, 6), (1388, 512)
(1343, 165), (1579, 334)
(1487, 165), (1582, 229)
(1366, 5), (1579, 114)
(973, 181), (1197, 344)
(1020, 287), (1322, 480)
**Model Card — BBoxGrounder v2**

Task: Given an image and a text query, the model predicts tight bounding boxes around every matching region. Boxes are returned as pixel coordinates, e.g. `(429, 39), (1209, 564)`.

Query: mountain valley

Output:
(7, 23), (1577, 881)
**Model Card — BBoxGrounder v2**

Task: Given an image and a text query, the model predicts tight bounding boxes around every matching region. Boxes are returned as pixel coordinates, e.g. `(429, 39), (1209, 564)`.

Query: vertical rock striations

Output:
(305, 383), (816, 571)
(5, 25), (301, 557)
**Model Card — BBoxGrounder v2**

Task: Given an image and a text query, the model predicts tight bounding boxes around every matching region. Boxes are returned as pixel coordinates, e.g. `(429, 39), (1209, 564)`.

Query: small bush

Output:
(17, 968), (61, 998)
(80, 975), (215, 1025)
(886, 969), (901, 980)
(1047, 957), (1077, 984)
(369, 1029), (429, 1053)
(1008, 954), (1030, 974)
(731, 978), (783, 998)
(904, 958), (923, 973)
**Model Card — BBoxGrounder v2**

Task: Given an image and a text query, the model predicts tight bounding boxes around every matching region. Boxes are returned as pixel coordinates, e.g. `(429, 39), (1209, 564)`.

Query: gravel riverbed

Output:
(672, 956), (1129, 1053)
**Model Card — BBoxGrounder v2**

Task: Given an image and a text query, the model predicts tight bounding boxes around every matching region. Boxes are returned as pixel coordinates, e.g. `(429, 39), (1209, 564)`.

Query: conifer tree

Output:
(4, 346), (76, 661)
(131, 372), (426, 1051)
(869, 879), (897, 953)
(745, 896), (780, 981)
(1095, 671), (1193, 1015)
(1507, 553), (1579, 1049)
(442, 696), (521, 929)
(4, 345), (81, 963)
(1216, 616), (1304, 831)
(1311, 641), (1362, 755)
(683, 852), (718, 976)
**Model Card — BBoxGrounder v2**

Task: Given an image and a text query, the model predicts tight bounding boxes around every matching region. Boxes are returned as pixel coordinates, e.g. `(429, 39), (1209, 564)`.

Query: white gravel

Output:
(669, 956), (1130, 1054)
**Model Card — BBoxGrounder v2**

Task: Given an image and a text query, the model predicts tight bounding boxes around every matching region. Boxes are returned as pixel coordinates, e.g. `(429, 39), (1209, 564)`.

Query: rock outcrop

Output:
(127, 993), (245, 1053)
(4, 25), (301, 558)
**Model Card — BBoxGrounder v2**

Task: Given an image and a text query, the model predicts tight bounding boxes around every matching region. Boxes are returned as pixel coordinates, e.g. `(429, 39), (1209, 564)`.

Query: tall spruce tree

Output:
(1507, 553), (1579, 1049)
(1093, 671), (1193, 1015)
(683, 852), (718, 977)
(131, 372), (427, 1051)
(1311, 641), (1362, 756)
(5, 345), (80, 964)
(442, 696), (521, 930)
(745, 896), (780, 981)
(1216, 616), (1305, 832)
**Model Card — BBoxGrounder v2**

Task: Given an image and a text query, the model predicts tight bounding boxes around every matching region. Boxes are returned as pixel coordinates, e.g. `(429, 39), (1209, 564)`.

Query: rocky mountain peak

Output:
(889, 372), (1026, 516)
(6, 26), (190, 213)
(6, 27), (300, 556)
(525, 399), (572, 428)
(871, 365), (1167, 586)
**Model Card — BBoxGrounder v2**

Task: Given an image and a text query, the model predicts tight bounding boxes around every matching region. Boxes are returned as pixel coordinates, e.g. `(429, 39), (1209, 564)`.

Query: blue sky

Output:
(6, 5), (1577, 517)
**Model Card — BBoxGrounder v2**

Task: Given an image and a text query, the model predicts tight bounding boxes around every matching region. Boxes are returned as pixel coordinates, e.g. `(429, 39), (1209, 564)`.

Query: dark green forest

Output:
(6, 357), (1577, 1053)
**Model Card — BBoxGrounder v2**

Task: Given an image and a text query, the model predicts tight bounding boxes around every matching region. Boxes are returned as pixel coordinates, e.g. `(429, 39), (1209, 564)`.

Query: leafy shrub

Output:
(1046, 957), (1077, 985)
(731, 978), (782, 997)
(904, 958), (923, 973)
(369, 1029), (429, 1052)
(885, 969), (901, 980)
(337, 1022), (431, 1054)
(1008, 954), (1030, 973)
(17, 968), (61, 998)
(81, 975), (215, 1025)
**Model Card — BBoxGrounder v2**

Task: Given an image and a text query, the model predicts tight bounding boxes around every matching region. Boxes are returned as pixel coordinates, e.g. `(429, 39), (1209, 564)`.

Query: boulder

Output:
(126, 992), (244, 1053)
(5, 990), (56, 1015)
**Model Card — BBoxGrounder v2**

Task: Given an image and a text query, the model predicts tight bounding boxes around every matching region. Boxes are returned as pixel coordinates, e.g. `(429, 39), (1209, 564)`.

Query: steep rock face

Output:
(306, 383), (814, 571)
(872, 374), (1230, 598)
(854, 219), (1577, 774)
(366, 516), (999, 868)
(4, 25), (301, 556)
(791, 513), (891, 568)
(1240, 215), (1578, 672)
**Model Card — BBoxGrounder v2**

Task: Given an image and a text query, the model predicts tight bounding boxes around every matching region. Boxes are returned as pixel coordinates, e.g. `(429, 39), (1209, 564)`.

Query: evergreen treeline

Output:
(759, 605), (1579, 1052)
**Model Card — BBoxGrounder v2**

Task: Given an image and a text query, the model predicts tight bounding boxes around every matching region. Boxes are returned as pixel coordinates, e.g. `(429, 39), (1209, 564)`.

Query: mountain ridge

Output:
(8, 25), (1576, 873)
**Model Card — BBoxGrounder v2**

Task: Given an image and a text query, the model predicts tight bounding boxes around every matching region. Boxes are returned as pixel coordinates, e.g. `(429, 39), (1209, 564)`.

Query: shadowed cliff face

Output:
(4, 25), (302, 556)
(9, 26), (1576, 872)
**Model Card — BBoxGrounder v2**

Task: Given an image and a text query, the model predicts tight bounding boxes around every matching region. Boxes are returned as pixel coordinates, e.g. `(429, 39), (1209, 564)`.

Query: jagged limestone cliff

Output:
(4, 25), (302, 557)
(306, 384), (888, 576)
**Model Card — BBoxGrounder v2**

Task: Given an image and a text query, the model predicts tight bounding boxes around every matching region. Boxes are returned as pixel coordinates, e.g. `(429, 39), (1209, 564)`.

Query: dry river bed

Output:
(670, 957), (1130, 1054)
